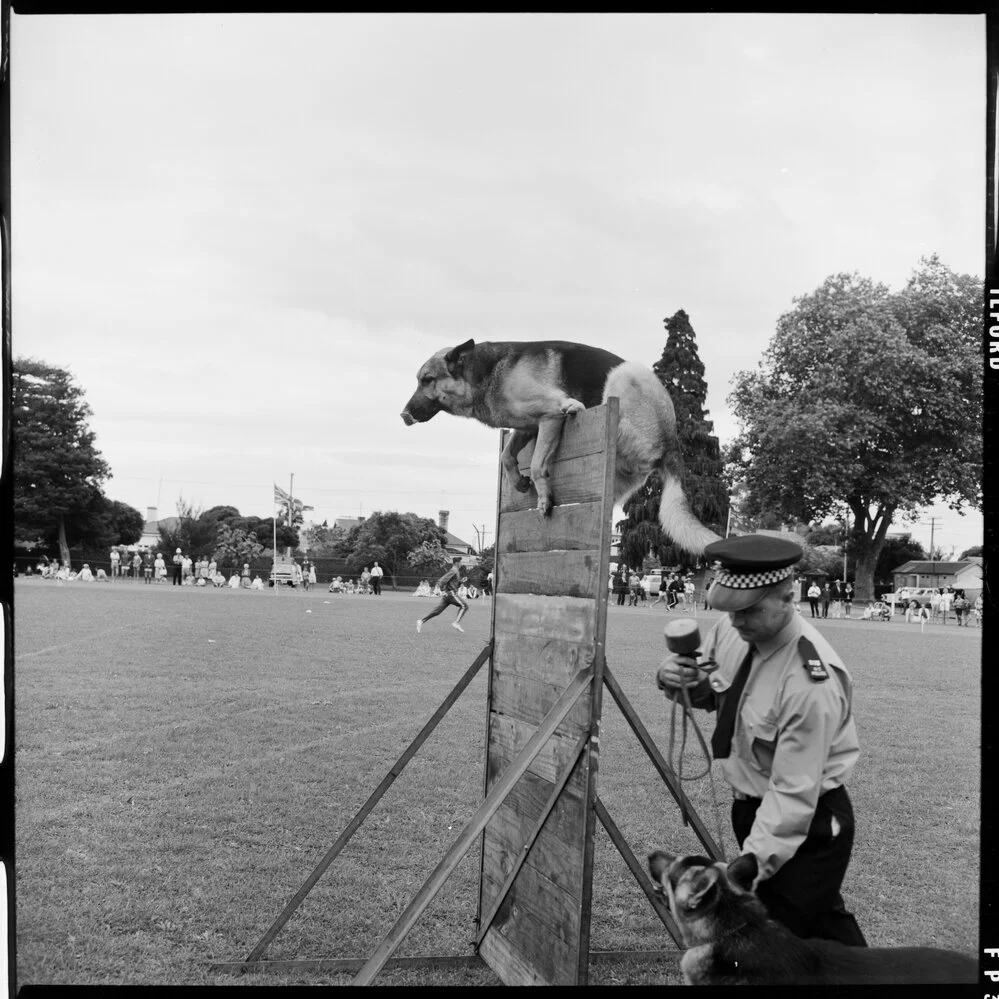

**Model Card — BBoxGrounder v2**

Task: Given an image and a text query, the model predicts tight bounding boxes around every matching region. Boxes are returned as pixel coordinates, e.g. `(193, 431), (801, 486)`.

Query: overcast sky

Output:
(10, 12), (986, 557)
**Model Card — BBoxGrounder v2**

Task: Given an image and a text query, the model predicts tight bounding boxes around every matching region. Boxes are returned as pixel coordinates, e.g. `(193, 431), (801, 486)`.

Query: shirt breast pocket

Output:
(743, 705), (779, 775)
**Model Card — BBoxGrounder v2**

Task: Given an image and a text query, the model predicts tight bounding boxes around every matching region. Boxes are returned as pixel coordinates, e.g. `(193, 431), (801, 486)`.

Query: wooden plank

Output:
(486, 713), (587, 786)
(479, 862), (582, 984)
(496, 501), (606, 554)
(488, 670), (591, 731)
(493, 592), (596, 645)
(575, 396), (619, 983)
(492, 633), (591, 687)
(481, 790), (586, 894)
(499, 451), (608, 513)
(478, 926), (552, 986)
(496, 550), (602, 599)
(481, 770), (587, 860)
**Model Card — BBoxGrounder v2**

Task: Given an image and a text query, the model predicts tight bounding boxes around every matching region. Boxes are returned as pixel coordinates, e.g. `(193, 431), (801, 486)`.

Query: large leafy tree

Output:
(342, 511), (446, 585)
(727, 256), (981, 601)
(13, 358), (114, 563)
(214, 523), (264, 573)
(618, 310), (728, 570)
(300, 521), (347, 556)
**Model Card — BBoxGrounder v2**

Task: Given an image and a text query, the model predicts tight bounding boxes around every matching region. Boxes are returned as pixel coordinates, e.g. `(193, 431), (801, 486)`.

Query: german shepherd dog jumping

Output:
(401, 340), (720, 556)
(647, 850), (977, 985)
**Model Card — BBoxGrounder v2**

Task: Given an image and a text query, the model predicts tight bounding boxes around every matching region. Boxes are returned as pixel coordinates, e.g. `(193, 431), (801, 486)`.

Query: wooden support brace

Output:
(352, 665), (595, 985)
(241, 642), (493, 964)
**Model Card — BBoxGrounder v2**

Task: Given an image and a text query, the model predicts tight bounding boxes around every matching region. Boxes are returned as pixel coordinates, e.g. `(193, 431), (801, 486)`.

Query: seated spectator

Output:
(95, 568), (109, 581)
(78, 563), (94, 582)
(414, 579), (432, 597)
(228, 573), (241, 589)
(251, 576), (264, 590)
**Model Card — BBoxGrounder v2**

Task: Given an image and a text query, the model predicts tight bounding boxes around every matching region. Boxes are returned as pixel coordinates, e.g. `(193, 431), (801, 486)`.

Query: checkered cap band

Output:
(713, 564), (794, 590)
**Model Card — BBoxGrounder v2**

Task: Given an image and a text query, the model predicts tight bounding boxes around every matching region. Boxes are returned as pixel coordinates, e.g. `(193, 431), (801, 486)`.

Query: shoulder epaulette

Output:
(798, 636), (829, 682)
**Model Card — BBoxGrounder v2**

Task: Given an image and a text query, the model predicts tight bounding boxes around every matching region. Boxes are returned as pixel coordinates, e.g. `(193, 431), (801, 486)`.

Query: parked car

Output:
(269, 557), (301, 587)
(882, 586), (938, 608)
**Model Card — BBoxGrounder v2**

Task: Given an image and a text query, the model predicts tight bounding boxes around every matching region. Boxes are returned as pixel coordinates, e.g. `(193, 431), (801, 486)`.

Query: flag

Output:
(274, 483), (292, 505)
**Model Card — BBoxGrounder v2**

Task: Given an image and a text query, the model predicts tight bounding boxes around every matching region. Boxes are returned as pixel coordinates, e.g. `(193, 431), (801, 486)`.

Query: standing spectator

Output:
(370, 561), (384, 595)
(109, 548), (121, 580)
(172, 548), (184, 586)
(155, 552), (166, 582)
(807, 581), (821, 617)
(308, 561), (317, 591)
(208, 556), (217, 581)
(416, 556), (469, 633)
(821, 582), (831, 619)
(360, 566), (372, 594)
(241, 563), (251, 588)
(684, 575), (696, 610)
(829, 580), (843, 619)
(939, 586), (954, 625)
(842, 581), (853, 618)
(953, 591), (969, 627)
(180, 553), (193, 584)
(301, 560), (311, 592)
(973, 593), (983, 627)
(130, 551), (142, 581)
(143, 552), (153, 584)
(613, 566), (628, 606)
(627, 570), (642, 606)
(484, 571), (493, 597)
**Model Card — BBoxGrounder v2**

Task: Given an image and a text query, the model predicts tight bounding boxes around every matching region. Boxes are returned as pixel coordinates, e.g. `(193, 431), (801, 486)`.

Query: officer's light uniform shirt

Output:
(691, 613), (860, 881)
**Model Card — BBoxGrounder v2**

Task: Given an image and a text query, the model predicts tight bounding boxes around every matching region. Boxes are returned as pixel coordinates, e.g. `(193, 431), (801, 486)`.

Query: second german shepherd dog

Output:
(647, 850), (977, 985)
(401, 340), (720, 556)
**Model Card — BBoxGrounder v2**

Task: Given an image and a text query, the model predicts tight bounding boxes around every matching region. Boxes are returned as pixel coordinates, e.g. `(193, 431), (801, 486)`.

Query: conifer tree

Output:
(617, 311), (728, 569)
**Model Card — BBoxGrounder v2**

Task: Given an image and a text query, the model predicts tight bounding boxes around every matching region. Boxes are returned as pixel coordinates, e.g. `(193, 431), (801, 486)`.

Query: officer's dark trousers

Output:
(732, 785), (868, 947)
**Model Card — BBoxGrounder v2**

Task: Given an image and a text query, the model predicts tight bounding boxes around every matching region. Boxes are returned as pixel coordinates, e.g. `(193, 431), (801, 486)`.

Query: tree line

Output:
(13, 255), (981, 601)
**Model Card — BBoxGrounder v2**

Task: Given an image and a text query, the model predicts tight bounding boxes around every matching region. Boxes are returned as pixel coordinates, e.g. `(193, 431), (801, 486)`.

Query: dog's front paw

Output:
(536, 495), (554, 517)
(513, 474), (533, 494)
(561, 398), (584, 416)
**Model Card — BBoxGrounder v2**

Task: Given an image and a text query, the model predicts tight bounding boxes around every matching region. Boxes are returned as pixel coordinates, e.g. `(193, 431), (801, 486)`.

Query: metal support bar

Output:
(594, 796), (683, 947)
(243, 642), (493, 963)
(475, 729), (590, 947)
(602, 664), (724, 861)
(352, 666), (594, 986)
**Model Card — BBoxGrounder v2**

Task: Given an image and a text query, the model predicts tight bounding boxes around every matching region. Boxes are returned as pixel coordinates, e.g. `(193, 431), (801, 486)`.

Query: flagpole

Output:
(273, 485), (278, 593)
(289, 474), (294, 558)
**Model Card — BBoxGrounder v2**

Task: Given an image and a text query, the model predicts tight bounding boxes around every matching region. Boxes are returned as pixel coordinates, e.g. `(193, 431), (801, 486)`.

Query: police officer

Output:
(656, 534), (867, 947)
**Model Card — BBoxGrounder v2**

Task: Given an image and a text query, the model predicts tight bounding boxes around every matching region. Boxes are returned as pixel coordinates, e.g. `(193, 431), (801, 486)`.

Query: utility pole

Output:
(474, 524), (491, 554)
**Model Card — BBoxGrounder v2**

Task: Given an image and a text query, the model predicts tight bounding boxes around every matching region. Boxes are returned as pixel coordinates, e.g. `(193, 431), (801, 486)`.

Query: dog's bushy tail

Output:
(658, 463), (722, 557)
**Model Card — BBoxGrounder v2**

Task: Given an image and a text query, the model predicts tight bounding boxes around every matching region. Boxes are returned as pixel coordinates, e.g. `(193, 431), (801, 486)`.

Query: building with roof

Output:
(136, 507), (179, 550)
(892, 558), (982, 594)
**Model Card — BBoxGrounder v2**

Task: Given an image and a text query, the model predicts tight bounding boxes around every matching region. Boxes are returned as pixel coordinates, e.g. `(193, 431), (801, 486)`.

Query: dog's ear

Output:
(647, 850), (674, 887)
(726, 852), (759, 892)
(444, 339), (475, 376)
(681, 866), (720, 913)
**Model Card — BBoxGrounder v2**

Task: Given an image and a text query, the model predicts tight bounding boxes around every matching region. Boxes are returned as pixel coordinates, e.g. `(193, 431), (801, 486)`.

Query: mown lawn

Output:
(13, 579), (981, 986)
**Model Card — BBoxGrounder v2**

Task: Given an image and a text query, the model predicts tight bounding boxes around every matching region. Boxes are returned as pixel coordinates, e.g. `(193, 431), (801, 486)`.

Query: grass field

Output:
(13, 578), (981, 986)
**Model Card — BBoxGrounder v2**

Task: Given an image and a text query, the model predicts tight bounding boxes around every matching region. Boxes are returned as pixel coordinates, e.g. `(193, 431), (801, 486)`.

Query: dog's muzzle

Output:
(400, 410), (417, 426)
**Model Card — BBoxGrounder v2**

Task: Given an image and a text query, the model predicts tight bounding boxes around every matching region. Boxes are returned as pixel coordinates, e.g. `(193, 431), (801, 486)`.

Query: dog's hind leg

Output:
(501, 429), (536, 494)
(530, 414), (568, 515)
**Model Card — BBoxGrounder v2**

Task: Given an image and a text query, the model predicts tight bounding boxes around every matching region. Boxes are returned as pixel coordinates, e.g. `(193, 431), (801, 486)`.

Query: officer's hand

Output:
(655, 654), (702, 694)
